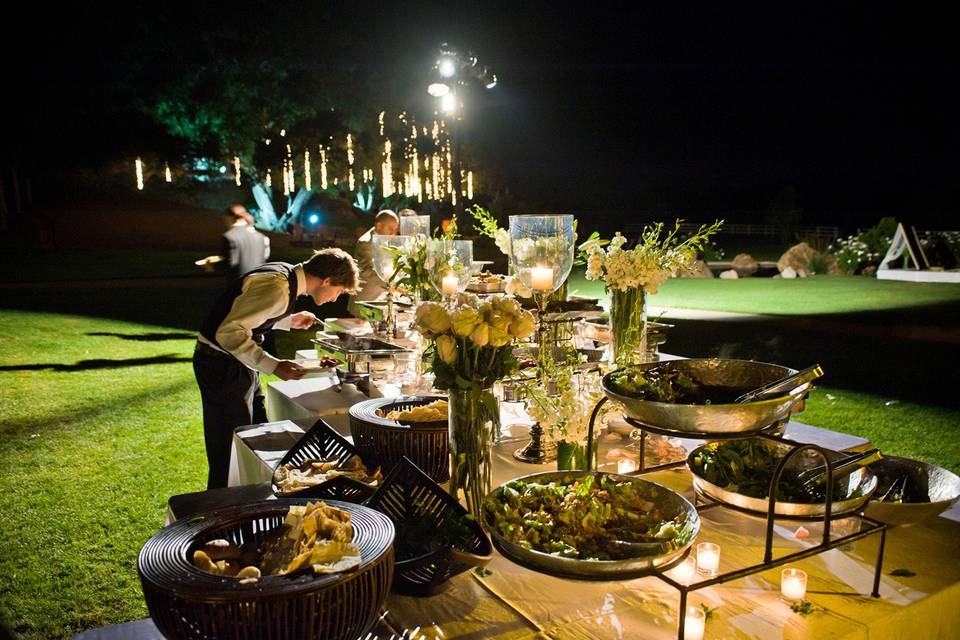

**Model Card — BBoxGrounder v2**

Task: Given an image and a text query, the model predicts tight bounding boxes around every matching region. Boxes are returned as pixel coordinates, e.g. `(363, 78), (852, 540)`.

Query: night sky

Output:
(7, 2), (957, 229)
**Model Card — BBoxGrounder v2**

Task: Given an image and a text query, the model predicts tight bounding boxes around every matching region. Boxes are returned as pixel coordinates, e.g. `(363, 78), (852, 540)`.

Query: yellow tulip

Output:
(470, 323), (490, 347)
(415, 302), (451, 335)
(436, 334), (458, 365)
(509, 311), (536, 339)
(488, 325), (511, 347)
(451, 307), (480, 337)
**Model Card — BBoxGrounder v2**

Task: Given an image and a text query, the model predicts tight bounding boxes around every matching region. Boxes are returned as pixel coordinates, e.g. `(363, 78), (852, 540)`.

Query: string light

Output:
(319, 146), (328, 189)
(467, 171), (473, 200)
(233, 156), (241, 186)
(382, 138), (393, 197)
(378, 111), (385, 136)
(265, 169), (272, 188)
(164, 162), (172, 183)
(304, 150), (311, 191)
(347, 133), (356, 191)
(135, 157), (144, 190)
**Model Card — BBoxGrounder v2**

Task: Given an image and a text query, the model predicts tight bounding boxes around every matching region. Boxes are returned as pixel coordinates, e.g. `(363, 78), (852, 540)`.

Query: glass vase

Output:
(448, 386), (499, 520)
(609, 287), (648, 367)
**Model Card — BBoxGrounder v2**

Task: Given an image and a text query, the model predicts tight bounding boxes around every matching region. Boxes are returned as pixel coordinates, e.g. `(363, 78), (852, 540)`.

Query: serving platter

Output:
(482, 471), (699, 580)
(687, 439), (878, 518)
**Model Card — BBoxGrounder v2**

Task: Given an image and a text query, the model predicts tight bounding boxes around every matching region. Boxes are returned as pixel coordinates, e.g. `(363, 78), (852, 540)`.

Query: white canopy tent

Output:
(877, 222), (960, 283)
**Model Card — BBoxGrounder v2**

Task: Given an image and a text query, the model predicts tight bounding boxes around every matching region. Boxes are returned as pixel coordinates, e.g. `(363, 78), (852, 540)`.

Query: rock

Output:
(781, 267), (797, 279)
(679, 259), (714, 278)
(719, 269), (739, 279)
(777, 242), (817, 274)
(731, 253), (759, 277)
(862, 265), (877, 277)
(797, 269), (808, 278)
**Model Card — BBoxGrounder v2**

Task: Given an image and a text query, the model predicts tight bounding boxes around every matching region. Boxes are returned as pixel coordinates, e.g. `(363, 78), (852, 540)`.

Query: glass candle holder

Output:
(683, 606), (706, 640)
(507, 215), (575, 297)
(696, 542), (720, 577)
(427, 239), (473, 303)
(670, 556), (697, 586)
(372, 234), (414, 284)
(781, 568), (808, 601)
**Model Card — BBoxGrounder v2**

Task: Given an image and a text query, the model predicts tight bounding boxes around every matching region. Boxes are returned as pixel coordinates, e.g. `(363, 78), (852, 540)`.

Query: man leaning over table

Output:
(193, 248), (360, 489)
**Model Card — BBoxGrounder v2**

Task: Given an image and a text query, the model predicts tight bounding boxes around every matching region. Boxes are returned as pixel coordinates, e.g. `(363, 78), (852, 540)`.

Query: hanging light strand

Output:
(135, 157), (144, 190)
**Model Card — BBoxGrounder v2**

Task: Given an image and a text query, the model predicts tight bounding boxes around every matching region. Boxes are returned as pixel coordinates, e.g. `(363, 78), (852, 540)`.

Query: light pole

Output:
(426, 43), (496, 216)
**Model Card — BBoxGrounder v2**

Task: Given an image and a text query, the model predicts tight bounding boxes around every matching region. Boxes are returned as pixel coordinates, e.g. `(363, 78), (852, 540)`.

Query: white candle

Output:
(781, 568), (807, 601)
(671, 557), (697, 585)
(442, 272), (459, 296)
(530, 265), (554, 292)
(617, 458), (638, 474)
(683, 606), (705, 640)
(696, 542), (720, 577)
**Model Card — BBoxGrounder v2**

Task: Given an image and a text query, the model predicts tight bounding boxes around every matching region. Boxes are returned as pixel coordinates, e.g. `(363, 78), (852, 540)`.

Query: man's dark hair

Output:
(303, 248), (360, 292)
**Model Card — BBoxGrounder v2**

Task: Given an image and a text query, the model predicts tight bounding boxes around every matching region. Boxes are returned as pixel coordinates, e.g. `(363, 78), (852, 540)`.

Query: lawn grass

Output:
(568, 270), (960, 315)
(1, 309), (958, 638)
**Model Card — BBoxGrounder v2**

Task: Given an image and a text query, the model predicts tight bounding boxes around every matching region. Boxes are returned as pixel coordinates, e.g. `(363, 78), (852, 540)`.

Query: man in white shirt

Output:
(193, 248), (359, 488)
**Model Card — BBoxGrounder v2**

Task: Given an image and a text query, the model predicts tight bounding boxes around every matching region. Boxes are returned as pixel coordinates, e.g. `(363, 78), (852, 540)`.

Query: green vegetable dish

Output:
(607, 366), (743, 404)
(691, 440), (852, 503)
(483, 474), (695, 560)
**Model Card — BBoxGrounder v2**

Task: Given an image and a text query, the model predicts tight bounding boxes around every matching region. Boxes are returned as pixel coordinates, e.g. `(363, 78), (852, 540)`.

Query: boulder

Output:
(862, 265), (877, 277)
(679, 259), (714, 278)
(777, 242), (817, 274)
(781, 266), (797, 279)
(731, 253), (759, 277)
(719, 269), (739, 279)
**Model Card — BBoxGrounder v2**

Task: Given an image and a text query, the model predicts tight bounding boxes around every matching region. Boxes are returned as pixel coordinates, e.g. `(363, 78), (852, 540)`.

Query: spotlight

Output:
(438, 57), (457, 78)
(440, 93), (458, 114)
(427, 82), (450, 97)
(308, 213), (319, 225)
(219, 166), (227, 174)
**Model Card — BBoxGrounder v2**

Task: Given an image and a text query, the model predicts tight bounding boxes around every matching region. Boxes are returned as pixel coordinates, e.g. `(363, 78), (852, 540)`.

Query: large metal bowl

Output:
(482, 471), (700, 580)
(688, 439), (878, 518)
(602, 359), (805, 435)
(862, 456), (960, 526)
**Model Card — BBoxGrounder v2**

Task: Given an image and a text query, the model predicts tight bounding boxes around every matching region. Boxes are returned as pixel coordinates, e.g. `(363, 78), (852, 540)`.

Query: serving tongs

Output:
(795, 448), (883, 492)
(734, 364), (824, 404)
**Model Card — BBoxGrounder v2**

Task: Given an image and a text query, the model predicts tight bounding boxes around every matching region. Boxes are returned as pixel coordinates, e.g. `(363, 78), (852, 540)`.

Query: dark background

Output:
(4, 1), (957, 229)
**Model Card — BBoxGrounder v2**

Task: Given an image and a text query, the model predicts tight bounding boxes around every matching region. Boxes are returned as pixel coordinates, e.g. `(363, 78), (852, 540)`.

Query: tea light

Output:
(671, 557), (697, 585)
(696, 542), (720, 577)
(683, 606), (705, 640)
(781, 568), (808, 601)
(441, 272), (459, 296)
(617, 458), (638, 474)
(530, 265), (554, 292)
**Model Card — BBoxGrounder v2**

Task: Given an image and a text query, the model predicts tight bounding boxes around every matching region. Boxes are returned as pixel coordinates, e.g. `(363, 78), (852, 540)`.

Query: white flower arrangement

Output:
(581, 221), (722, 294)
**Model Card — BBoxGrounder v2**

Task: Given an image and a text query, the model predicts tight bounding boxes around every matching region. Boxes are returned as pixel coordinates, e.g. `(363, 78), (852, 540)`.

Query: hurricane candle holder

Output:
(372, 234), (414, 337)
(399, 214), (430, 239)
(427, 239), (473, 307)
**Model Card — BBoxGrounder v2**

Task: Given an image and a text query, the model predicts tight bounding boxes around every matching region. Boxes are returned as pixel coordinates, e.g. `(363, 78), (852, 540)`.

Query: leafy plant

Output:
(789, 600), (821, 615)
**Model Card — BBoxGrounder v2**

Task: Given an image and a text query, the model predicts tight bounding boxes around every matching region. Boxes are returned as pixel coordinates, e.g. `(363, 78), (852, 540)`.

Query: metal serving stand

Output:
(578, 396), (889, 640)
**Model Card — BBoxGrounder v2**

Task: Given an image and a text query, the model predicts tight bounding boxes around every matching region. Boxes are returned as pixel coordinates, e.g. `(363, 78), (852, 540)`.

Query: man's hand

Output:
(288, 311), (319, 330)
(274, 360), (307, 380)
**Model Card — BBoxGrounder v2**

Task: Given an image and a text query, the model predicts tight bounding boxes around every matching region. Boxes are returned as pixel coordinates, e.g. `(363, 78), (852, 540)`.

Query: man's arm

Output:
(214, 273), (289, 374)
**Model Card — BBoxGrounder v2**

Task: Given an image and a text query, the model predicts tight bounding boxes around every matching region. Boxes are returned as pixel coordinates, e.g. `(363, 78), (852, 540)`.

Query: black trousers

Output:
(193, 343), (268, 489)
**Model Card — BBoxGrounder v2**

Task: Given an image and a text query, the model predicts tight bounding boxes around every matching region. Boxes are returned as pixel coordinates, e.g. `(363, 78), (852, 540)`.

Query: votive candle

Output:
(781, 568), (807, 601)
(672, 557), (697, 586)
(530, 265), (554, 292)
(696, 542), (720, 577)
(442, 272), (459, 296)
(683, 606), (705, 640)
(617, 458), (638, 474)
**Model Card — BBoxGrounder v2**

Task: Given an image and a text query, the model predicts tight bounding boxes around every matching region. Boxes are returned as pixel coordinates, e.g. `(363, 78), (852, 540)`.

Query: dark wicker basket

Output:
(138, 499), (394, 640)
(349, 396), (450, 483)
(366, 457), (492, 596)
(272, 418), (377, 503)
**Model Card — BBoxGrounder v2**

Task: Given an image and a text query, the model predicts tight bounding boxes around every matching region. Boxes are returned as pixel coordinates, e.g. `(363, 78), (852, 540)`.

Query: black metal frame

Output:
(585, 397), (887, 640)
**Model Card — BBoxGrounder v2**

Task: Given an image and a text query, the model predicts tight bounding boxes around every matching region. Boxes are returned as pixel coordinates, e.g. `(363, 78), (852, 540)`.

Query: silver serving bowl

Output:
(688, 439), (878, 518)
(863, 456), (960, 526)
(602, 359), (806, 435)
(482, 471), (700, 579)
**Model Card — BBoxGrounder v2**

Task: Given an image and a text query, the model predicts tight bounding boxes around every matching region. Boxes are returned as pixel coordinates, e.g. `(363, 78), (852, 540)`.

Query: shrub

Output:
(827, 217), (896, 275)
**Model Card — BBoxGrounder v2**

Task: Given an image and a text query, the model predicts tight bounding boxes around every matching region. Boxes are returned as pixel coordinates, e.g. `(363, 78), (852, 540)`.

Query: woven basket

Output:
(349, 396), (450, 483)
(272, 419), (377, 503)
(367, 457), (492, 596)
(138, 499), (394, 640)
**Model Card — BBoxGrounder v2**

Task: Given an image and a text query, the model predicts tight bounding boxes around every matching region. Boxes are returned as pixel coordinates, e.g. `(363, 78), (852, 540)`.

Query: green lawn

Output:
(1, 309), (958, 638)
(568, 270), (960, 315)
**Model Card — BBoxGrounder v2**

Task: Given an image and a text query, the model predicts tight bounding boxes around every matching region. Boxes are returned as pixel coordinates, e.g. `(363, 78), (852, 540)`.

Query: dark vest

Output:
(200, 262), (299, 349)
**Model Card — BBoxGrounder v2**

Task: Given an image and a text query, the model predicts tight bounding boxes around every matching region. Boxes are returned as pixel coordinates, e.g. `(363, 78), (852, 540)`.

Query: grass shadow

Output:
(0, 355), (192, 372)
(85, 332), (196, 341)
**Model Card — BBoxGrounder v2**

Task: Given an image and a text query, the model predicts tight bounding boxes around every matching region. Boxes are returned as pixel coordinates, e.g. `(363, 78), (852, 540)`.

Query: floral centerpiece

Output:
(415, 295), (536, 518)
(581, 220), (722, 366)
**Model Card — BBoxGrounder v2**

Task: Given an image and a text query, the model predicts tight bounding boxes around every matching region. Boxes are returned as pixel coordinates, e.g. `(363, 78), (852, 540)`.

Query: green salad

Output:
(484, 475), (692, 560)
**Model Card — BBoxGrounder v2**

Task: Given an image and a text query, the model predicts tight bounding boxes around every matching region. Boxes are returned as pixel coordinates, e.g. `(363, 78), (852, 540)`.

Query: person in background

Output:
(347, 209), (399, 317)
(193, 248), (359, 489)
(398, 208), (418, 218)
(222, 204), (271, 284)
